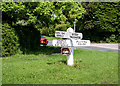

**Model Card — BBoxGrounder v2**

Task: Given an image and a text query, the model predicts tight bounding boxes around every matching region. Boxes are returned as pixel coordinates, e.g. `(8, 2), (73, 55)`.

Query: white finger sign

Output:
(72, 40), (90, 46)
(55, 31), (82, 40)
(55, 31), (69, 38)
(52, 40), (71, 47)
(69, 32), (82, 40)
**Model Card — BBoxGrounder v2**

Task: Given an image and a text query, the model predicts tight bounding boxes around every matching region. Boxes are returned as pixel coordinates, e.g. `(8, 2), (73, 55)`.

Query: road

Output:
(48, 40), (119, 53)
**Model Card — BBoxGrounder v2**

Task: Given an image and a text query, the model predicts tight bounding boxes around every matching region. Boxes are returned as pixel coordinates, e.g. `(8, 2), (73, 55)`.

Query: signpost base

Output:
(67, 47), (74, 66)
(67, 55), (74, 66)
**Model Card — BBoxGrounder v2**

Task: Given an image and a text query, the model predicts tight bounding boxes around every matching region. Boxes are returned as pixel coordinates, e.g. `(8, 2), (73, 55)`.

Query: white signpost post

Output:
(52, 27), (90, 66)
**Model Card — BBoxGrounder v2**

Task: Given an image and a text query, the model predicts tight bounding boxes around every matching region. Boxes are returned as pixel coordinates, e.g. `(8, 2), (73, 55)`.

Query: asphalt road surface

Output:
(48, 40), (119, 53)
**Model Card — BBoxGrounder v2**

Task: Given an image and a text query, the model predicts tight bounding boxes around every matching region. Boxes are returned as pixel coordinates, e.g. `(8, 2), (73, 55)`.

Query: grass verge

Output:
(43, 35), (62, 40)
(2, 48), (118, 84)
(0, 58), (2, 86)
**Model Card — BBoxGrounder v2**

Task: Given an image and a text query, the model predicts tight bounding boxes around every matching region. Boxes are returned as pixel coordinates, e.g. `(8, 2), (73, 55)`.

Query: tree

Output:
(78, 2), (97, 31)
(2, 2), (85, 56)
(78, 2), (119, 42)
(2, 2), (40, 56)
(94, 2), (120, 42)
(33, 2), (85, 28)
(94, 2), (120, 32)
(2, 2), (27, 25)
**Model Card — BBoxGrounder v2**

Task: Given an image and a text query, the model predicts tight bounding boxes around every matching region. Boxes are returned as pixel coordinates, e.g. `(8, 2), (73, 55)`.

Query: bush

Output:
(2, 23), (20, 57)
(48, 25), (55, 37)
(40, 25), (55, 37)
(55, 23), (71, 31)
(106, 34), (118, 43)
(40, 27), (49, 36)
(40, 23), (71, 37)
(14, 24), (40, 53)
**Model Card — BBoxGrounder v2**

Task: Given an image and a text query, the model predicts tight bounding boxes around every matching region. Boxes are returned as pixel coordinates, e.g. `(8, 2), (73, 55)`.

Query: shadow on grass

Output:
(23, 46), (61, 55)
(46, 60), (67, 65)
(58, 60), (67, 65)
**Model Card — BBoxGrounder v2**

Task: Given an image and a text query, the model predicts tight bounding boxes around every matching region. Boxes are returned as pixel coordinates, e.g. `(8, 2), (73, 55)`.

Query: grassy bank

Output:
(0, 58), (2, 86)
(2, 47), (118, 84)
(43, 35), (62, 40)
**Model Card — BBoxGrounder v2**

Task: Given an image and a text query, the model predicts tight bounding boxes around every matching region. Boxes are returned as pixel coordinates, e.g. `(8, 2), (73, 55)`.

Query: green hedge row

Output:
(2, 23), (40, 57)
(14, 24), (40, 53)
(2, 23), (20, 57)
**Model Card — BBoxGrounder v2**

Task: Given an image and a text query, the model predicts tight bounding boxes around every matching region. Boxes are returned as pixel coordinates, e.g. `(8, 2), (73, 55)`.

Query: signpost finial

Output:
(67, 27), (74, 33)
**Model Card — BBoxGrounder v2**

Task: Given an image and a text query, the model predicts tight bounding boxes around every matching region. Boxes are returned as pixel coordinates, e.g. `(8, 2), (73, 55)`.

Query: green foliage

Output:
(54, 2), (85, 25)
(43, 35), (62, 40)
(95, 2), (120, 33)
(2, 2), (40, 56)
(40, 26), (55, 37)
(2, 23), (20, 57)
(40, 27), (49, 36)
(40, 23), (71, 37)
(48, 25), (55, 37)
(2, 2), (26, 25)
(55, 23), (71, 31)
(79, 2), (97, 30)
(106, 34), (118, 43)
(79, 2), (119, 43)
(2, 2), (119, 57)
(14, 24), (40, 53)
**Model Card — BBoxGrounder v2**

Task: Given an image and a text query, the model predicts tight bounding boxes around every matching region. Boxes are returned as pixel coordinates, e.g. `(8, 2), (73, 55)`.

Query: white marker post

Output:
(74, 21), (75, 32)
(67, 39), (74, 66)
(67, 27), (74, 66)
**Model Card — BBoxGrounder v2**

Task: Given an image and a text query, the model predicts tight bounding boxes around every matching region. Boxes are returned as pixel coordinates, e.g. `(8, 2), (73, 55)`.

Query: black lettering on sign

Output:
(76, 41), (87, 45)
(56, 32), (60, 34)
(72, 33), (78, 36)
(55, 40), (68, 46)
(70, 36), (81, 39)
(62, 32), (65, 35)
(56, 35), (62, 37)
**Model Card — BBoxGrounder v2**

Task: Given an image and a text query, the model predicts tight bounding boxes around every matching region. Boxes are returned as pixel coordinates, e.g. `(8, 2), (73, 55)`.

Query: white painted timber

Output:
(67, 27), (74, 33)
(67, 39), (74, 66)
(72, 40), (90, 46)
(55, 31), (82, 40)
(69, 32), (82, 40)
(67, 27), (74, 66)
(55, 31), (69, 38)
(52, 40), (71, 47)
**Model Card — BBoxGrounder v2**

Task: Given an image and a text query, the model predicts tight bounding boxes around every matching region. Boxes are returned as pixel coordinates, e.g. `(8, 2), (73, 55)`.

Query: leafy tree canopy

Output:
(2, 2), (85, 28)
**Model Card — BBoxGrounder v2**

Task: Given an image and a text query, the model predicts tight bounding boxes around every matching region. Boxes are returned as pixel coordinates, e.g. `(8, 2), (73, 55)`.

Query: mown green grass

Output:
(43, 35), (62, 40)
(0, 58), (2, 86)
(2, 48), (118, 84)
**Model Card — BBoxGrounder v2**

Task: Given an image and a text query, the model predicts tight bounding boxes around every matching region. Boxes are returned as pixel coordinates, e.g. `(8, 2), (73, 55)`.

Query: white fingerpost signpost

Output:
(67, 27), (74, 66)
(52, 27), (90, 66)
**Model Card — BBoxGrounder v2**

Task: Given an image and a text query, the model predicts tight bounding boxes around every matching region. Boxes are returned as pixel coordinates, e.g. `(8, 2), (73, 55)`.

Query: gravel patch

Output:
(91, 43), (119, 50)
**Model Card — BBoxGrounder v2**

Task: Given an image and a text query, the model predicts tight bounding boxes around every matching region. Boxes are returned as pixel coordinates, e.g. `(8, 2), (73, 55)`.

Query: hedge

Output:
(13, 24), (40, 53)
(2, 23), (20, 57)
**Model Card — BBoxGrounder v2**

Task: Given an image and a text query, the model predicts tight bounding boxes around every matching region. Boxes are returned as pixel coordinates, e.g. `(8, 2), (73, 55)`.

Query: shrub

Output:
(40, 27), (49, 36)
(2, 23), (20, 57)
(40, 25), (55, 37)
(14, 24), (40, 53)
(106, 34), (118, 43)
(40, 23), (71, 37)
